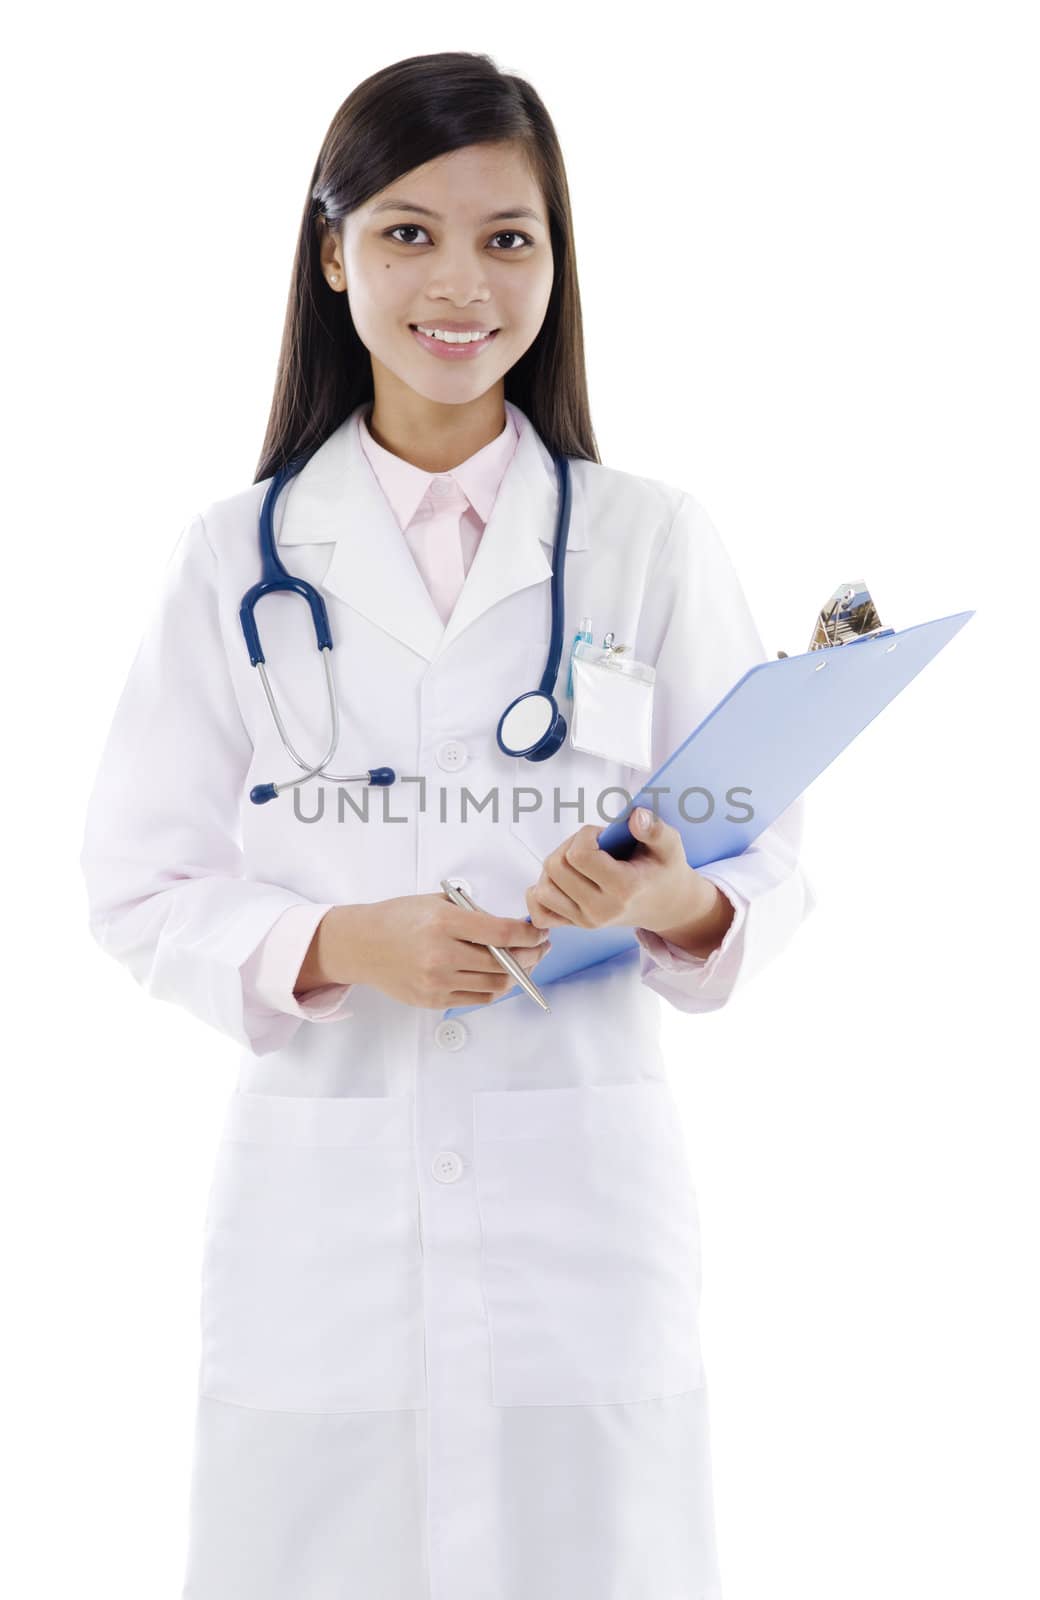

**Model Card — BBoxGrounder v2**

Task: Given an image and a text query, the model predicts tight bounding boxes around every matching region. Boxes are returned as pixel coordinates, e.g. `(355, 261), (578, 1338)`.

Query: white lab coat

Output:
(80, 401), (815, 1600)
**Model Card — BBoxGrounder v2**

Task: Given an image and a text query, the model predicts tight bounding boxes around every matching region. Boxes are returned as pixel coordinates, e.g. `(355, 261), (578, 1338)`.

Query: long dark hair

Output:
(254, 52), (600, 485)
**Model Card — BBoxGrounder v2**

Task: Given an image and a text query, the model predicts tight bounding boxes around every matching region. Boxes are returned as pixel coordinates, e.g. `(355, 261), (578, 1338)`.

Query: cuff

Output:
(635, 877), (748, 976)
(633, 875), (751, 1013)
(244, 902), (355, 1021)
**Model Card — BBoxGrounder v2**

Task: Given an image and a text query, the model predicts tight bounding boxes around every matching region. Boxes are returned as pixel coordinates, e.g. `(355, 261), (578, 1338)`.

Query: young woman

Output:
(81, 50), (814, 1600)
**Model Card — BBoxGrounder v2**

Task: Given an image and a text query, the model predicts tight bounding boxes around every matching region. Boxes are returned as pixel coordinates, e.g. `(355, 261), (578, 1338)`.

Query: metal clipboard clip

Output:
(777, 580), (894, 658)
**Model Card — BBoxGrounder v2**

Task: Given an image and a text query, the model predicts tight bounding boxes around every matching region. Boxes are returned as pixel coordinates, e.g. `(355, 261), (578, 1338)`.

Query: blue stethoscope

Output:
(240, 441), (573, 804)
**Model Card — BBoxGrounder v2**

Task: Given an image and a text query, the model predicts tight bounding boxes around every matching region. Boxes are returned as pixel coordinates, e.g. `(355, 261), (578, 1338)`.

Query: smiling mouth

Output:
(409, 325), (500, 340)
(407, 326), (502, 363)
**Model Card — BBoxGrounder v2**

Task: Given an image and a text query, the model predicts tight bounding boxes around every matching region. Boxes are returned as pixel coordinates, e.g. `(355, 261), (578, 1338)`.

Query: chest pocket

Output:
(569, 643), (656, 770)
(198, 1091), (426, 1414)
(472, 1080), (705, 1407)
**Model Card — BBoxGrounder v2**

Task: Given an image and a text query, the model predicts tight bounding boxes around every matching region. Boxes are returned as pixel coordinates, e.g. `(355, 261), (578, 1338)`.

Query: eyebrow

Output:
(371, 199), (545, 226)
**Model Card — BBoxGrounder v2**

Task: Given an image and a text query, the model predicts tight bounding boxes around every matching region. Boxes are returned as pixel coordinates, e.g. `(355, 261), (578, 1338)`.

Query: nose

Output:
(422, 249), (494, 304)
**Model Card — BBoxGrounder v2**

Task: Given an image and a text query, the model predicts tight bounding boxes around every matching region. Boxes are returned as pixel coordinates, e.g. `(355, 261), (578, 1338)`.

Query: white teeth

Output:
(415, 326), (493, 344)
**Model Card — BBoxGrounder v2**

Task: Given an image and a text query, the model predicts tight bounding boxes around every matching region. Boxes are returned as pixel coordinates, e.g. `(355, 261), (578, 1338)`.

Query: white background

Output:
(5, 3), (1036, 1595)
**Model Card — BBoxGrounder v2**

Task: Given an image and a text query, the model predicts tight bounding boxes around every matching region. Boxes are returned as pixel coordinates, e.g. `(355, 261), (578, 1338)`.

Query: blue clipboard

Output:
(444, 608), (974, 1016)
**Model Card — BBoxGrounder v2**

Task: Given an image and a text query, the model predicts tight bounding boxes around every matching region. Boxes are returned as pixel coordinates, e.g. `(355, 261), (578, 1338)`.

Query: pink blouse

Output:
(244, 401), (746, 1020)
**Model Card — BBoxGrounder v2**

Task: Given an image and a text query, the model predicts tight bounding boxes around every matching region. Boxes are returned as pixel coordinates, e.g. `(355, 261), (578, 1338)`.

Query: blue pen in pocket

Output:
(566, 615), (593, 699)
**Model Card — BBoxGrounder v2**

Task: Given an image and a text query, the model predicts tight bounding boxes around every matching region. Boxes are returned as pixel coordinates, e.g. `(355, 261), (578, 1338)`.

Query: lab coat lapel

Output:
(274, 402), (587, 664)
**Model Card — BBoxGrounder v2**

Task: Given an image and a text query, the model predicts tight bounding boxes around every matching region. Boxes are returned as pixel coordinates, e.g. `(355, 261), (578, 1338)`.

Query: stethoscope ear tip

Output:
(250, 783), (279, 805)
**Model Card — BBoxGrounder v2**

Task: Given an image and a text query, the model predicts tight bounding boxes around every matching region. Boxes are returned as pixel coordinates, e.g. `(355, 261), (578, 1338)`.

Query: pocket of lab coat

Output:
(569, 646), (656, 770)
(472, 1080), (705, 1407)
(198, 1091), (427, 1414)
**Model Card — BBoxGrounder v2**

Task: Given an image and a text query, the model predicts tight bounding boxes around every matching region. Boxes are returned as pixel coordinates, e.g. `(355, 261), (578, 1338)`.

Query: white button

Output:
(434, 1018), (469, 1051)
(432, 1151), (464, 1183)
(436, 739), (468, 771)
(430, 475), (456, 500)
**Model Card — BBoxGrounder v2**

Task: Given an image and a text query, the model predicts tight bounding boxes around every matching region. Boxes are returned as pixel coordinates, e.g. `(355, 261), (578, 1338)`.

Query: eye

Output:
(383, 225), (430, 246)
(383, 225), (533, 251)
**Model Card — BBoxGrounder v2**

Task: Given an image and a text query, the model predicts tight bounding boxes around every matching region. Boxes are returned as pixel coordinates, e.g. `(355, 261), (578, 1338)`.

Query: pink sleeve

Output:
(241, 902), (356, 1022)
(634, 876), (752, 1009)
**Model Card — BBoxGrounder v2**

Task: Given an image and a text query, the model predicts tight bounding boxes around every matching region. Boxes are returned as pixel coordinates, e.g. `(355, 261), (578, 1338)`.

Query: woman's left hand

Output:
(524, 806), (720, 938)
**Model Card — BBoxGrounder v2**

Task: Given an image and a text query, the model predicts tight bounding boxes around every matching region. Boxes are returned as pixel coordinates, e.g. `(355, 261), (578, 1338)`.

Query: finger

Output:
(448, 954), (543, 1001)
(450, 908), (550, 948)
(554, 824), (625, 891)
(543, 847), (616, 922)
(446, 987), (505, 1005)
(456, 938), (551, 975)
(527, 876), (581, 928)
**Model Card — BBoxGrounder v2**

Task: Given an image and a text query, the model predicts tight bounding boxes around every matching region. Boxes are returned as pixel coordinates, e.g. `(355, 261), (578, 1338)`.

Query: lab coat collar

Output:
(274, 398), (588, 663)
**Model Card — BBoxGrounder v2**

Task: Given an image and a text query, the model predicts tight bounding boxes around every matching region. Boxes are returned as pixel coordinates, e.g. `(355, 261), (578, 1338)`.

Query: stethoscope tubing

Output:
(242, 434), (571, 802)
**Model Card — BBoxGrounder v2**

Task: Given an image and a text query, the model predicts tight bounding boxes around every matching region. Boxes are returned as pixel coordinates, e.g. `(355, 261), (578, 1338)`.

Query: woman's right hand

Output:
(311, 894), (553, 1010)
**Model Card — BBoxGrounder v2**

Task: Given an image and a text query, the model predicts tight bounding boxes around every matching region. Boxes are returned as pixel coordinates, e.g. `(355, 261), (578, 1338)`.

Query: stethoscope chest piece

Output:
(497, 689), (569, 762)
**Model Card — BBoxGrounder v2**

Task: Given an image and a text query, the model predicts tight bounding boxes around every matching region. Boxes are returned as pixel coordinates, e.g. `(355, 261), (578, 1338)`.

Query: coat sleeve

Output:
(242, 903), (355, 1021)
(627, 490), (817, 1014)
(79, 512), (355, 1055)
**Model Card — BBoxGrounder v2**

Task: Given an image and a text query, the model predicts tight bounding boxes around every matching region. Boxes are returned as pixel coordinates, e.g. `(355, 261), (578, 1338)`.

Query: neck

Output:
(366, 372), (507, 473)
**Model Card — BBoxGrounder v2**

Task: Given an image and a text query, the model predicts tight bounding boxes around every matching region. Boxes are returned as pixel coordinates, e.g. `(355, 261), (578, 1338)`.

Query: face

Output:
(323, 142), (554, 406)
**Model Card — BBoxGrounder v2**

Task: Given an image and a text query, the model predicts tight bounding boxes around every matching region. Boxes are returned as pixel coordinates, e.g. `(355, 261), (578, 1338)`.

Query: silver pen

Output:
(439, 878), (551, 1013)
